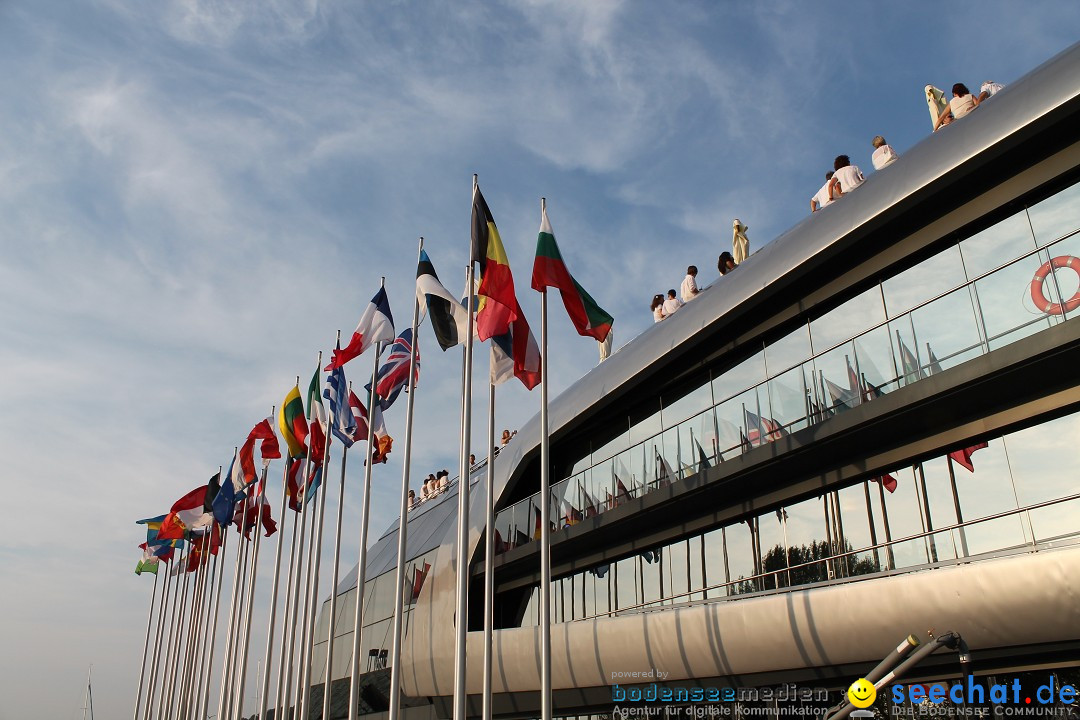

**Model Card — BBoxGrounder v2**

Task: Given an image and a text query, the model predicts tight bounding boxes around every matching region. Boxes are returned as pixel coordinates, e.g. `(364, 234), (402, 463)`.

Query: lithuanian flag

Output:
(531, 204), (613, 342)
(471, 184), (518, 341)
(278, 385), (309, 459)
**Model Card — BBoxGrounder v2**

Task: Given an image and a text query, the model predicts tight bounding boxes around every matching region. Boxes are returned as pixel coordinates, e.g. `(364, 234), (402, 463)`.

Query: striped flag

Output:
(349, 389), (392, 463)
(367, 329), (419, 412)
(417, 250), (470, 350)
(326, 287), (396, 370)
(324, 363), (356, 448)
(471, 184), (519, 340)
(239, 417), (280, 486)
(490, 298), (541, 390)
(278, 385), (308, 459)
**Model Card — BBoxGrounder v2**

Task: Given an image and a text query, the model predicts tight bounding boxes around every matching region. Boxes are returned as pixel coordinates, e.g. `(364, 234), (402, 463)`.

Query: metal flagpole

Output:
(233, 460), (272, 720)
(482, 373), (496, 720)
(275, 499), (302, 717)
(217, 508), (250, 720)
(132, 567), (159, 720)
(223, 524), (252, 720)
(162, 548), (193, 720)
(453, 257), (477, 720)
(539, 197), (553, 720)
(190, 531), (220, 720)
(346, 336), (386, 720)
(299, 350), (340, 720)
(155, 548), (186, 720)
(388, 239), (424, 720)
(282, 361), (321, 719)
(178, 533), (211, 720)
(260, 441), (296, 720)
(84, 665), (93, 720)
(142, 552), (173, 720)
(198, 530), (228, 720)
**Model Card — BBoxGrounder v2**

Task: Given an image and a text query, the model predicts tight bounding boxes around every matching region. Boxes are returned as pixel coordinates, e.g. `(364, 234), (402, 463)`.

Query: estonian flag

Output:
(416, 250), (470, 350)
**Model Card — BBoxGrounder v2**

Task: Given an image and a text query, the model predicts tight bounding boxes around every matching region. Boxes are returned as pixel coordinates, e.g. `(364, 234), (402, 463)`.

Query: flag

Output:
(285, 458), (304, 512)
(204, 472), (220, 512)
(137, 515), (182, 549)
(490, 298), (541, 390)
(580, 485), (601, 518)
(822, 376), (856, 412)
(533, 505), (543, 540)
(655, 450), (675, 486)
(367, 329), (419, 412)
(897, 333), (923, 384)
(278, 385), (309, 459)
(561, 498), (582, 527)
(135, 548), (160, 576)
(325, 363), (357, 448)
(240, 417), (281, 486)
(615, 476), (632, 502)
(927, 344), (944, 375)
(470, 184), (518, 340)
(407, 562), (431, 604)
(531, 204), (613, 342)
(158, 485), (209, 540)
(873, 474), (898, 493)
(307, 365), (328, 468)
(695, 439), (711, 473)
(213, 449), (245, 528)
(350, 390), (392, 463)
(949, 442), (988, 472)
(233, 495), (279, 538)
(417, 250), (471, 350)
(744, 407), (785, 446)
(326, 287), (396, 370)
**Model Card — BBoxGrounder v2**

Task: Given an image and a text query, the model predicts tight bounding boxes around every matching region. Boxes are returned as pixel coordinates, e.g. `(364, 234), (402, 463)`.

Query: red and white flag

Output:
(325, 287), (395, 370)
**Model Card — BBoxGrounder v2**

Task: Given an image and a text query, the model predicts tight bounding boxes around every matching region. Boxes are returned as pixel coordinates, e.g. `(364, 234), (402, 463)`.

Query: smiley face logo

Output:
(848, 678), (877, 708)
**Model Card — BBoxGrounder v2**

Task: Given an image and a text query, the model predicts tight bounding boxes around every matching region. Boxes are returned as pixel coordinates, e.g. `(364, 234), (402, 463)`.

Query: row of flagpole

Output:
(131, 177), (614, 720)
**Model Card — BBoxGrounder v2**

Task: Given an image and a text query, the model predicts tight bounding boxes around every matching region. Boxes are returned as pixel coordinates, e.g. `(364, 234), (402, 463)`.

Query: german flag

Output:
(471, 184), (518, 341)
(278, 385), (308, 459)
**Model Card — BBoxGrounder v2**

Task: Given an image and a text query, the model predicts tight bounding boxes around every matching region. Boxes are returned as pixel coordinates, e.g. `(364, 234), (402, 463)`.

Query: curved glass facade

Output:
(495, 178), (1080, 558)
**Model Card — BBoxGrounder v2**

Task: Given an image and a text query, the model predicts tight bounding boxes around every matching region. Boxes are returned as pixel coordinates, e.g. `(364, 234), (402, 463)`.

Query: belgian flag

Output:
(470, 184), (519, 341)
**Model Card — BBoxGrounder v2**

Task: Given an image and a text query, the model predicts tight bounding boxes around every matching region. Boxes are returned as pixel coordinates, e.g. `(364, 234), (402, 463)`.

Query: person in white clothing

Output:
(662, 289), (682, 316)
(828, 156), (865, 200)
(979, 81), (1004, 102)
(871, 136), (899, 170)
(811, 171), (834, 212)
(935, 83), (979, 131)
(651, 294), (665, 323)
(680, 266), (700, 302)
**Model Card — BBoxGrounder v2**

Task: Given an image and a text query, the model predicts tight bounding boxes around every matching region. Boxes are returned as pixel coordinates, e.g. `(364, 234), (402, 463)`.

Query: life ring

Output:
(1030, 256), (1080, 316)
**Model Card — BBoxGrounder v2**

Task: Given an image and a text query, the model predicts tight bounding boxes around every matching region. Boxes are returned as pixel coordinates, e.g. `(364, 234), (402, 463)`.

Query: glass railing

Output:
(494, 228), (1080, 554)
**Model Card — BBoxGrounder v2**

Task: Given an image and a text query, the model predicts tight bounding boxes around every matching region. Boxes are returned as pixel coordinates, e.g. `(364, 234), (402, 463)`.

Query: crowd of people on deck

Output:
(812, 80), (1005, 213)
(407, 428), (518, 510)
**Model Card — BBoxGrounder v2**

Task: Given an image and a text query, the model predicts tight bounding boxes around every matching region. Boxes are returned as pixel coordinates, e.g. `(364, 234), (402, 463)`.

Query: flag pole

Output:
(454, 179), (479, 720)
(274, 488), (302, 718)
(167, 547), (197, 720)
(188, 533), (216, 720)
(162, 546), (192, 720)
(199, 523), (230, 720)
(132, 565), (159, 720)
(217, 483), (250, 720)
(346, 333), (387, 720)
(282, 358), (321, 719)
(193, 527), (223, 720)
(260, 427), (298, 720)
(538, 196), (554, 720)
(179, 532), (211, 719)
(155, 546), (186, 720)
(482, 367), (496, 720)
(233, 456), (273, 719)
(300, 347), (340, 720)
(322, 380), (355, 720)
(141, 551), (173, 720)
(388, 238), (425, 720)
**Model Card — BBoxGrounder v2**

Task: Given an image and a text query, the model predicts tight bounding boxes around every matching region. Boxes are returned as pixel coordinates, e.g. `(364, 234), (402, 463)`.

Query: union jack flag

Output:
(366, 329), (419, 412)
(744, 407), (786, 447)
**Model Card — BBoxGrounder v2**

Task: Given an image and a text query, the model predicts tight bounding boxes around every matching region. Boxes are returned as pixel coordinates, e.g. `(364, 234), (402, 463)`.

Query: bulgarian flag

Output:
(471, 183), (519, 341)
(278, 385), (309, 459)
(531, 204), (613, 342)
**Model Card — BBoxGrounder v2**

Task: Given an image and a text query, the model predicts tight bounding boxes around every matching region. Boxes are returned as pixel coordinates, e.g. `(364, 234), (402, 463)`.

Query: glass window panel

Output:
(948, 438), (1021, 524)
(331, 633), (355, 679)
(592, 422), (630, 464)
(587, 457), (615, 514)
(664, 540), (690, 603)
(629, 405), (663, 445)
(883, 245), (968, 318)
(359, 618), (392, 668)
(810, 286), (886, 353)
(613, 445), (645, 500)
(511, 499), (532, 548)
(852, 324), (896, 394)
(1028, 180), (1080, 247)
(767, 365), (810, 435)
(583, 571), (596, 619)
(713, 348), (766, 404)
(721, 521), (756, 595)
(641, 549), (661, 606)
(569, 454), (592, 479)
(779, 497), (830, 586)
(365, 571), (395, 625)
(961, 514), (1027, 557)
(556, 476), (580, 529)
(875, 469), (932, 569)
(591, 567), (611, 617)
(811, 341), (861, 415)
(703, 528), (730, 598)
(1039, 231), (1080, 322)
(656, 426), (681, 482)
(1028, 497), (1080, 546)
(688, 536), (705, 602)
(523, 587), (538, 626)
(615, 557), (639, 610)
(662, 380), (713, 429)
(959, 209), (1037, 279)
(973, 252), (1058, 350)
(835, 485), (880, 574)
(1005, 413), (1080, 506)
(756, 511), (787, 589)
(918, 457), (962, 532)
(907, 285), (984, 376)
(765, 324), (812, 376)
(675, 407), (719, 475)
(715, 387), (768, 456)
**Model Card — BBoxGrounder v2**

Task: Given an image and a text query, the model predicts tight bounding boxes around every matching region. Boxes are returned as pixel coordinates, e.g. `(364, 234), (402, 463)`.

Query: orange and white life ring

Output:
(1030, 255), (1080, 316)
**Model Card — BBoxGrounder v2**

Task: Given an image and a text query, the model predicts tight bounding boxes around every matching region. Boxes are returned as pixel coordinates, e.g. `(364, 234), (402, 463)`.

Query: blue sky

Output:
(1, 1), (1078, 717)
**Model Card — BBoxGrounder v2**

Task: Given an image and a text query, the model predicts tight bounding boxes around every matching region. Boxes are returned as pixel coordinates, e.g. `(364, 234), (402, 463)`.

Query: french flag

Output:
(325, 287), (395, 371)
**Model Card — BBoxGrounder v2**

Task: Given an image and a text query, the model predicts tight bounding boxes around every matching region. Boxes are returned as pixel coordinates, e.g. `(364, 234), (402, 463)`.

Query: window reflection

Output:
(810, 286), (886, 352)
(1028, 179), (1080, 247)
(883, 245), (967, 318)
